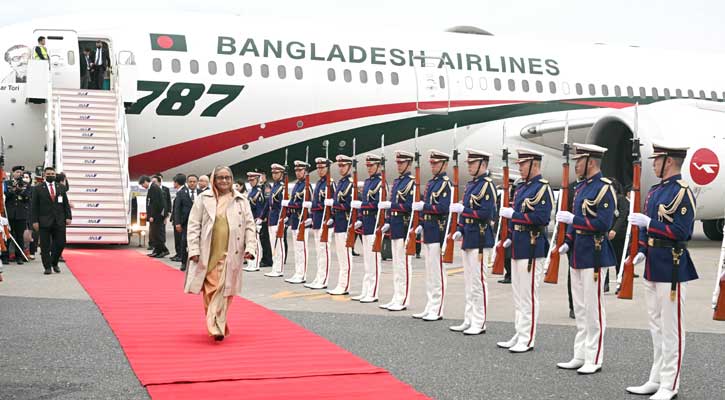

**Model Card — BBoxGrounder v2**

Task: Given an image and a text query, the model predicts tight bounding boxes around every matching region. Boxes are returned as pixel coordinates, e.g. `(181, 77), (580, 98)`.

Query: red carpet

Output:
(64, 249), (427, 399)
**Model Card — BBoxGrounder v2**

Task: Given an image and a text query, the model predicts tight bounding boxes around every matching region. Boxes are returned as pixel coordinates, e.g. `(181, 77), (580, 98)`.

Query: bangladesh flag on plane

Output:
(150, 34), (187, 51)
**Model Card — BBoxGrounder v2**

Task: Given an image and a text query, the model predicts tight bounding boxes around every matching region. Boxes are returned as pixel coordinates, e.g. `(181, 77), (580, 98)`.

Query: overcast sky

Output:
(1, 0), (723, 52)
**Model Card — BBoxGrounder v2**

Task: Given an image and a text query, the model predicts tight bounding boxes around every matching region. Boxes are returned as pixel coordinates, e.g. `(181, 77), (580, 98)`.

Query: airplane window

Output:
(638, 87), (646, 98)
(687, 89), (694, 98)
(225, 62), (235, 76)
(549, 81), (557, 94)
(494, 78), (502, 91)
(360, 70), (368, 83)
(699, 90), (706, 99)
(437, 75), (443, 88)
(244, 63), (252, 77)
(261, 64), (270, 78)
(152, 58), (162, 72)
(711, 91), (718, 100)
(377, 71), (384, 85)
(601, 85), (609, 96)
(391, 72), (399, 85)
(652, 88), (659, 100)
(172, 59), (181, 73)
(208, 61), (217, 75)
(508, 79), (515, 91)
(327, 68), (336, 82)
(675, 89), (682, 98)
(562, 82), (570, 95)
(465, 76), (473, 89)
(575, 83), (583, 95)
(479, 77), (487, 90)
(535, 80), (543, 93)
(588, 84), (595, 96)
(522, 80), (530, 93)
(614, 85), (621, 96)
(664, 88), (671, 99)
(627, 86), (634, 97)
(190, 60), (199, 74)
(295, 66), (303, 80)
(343, 69), (352, 83)
(278, 65), (286, 79)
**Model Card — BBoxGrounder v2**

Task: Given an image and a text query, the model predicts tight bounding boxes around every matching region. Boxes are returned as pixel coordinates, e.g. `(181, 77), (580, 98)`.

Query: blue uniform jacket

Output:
(422, 173), (452, 244)
(508, 174), (553, 260)
(287, 180), (306, 230)
(385, 172), (414, 240)
(265, 180), (285, 226)
(357, 173), (382, 235)
(637, 174), (698, 283)
(457, 174), (497, 250)
(564, 172), (617, 269)
(248, 185), (266, 220)
(311, 175), (334, 230)
(332, 174), (355, 233)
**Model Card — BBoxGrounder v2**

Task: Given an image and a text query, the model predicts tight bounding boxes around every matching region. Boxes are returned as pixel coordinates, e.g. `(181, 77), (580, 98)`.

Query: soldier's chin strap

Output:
(659, 155), (668, 180)
(582, 156), (591, 180)
(474, 159), (483, 177)
(434, 161), (448, 179)
(524, 160), (533, 181)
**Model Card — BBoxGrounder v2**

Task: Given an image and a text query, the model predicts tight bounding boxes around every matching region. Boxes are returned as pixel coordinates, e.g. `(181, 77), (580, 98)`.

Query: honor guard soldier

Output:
(378, 150), (415, 311)
(411, 149), (452, 321)
(626, 142), (697, 400)
(351, 154), (384, 303)
(554, 144), (617, 374)
(243, 171), (265, 272)
(282, 161), (311, 284)
(305, 157), (335, 289)
(448, 149), (497, 335)
(326, 155), (356, 295)
(263, 163), (287, 278)
(496, 149), (553, 353)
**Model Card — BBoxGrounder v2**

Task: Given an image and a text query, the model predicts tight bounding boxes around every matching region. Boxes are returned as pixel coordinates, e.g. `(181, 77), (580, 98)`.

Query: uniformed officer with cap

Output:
(411, 149), (452, 321)
(496, 148), (553, 353)
(282, 160), (312, 284)
(243, 171), (265, 272)
(625, 142), (697, 400)
(554, 143), (617, 374)
(448, 149), (498, 335)
(326, 154), (356, 295)
(263, 163), (287, 278)
(304, 157), (335, 289)
(5, 165), (30, 265)
(378, 150), (415, 311)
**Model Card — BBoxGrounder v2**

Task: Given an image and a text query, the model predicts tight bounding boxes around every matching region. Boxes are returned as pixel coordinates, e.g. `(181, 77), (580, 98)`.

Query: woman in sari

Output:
(185, 166), (257, 341)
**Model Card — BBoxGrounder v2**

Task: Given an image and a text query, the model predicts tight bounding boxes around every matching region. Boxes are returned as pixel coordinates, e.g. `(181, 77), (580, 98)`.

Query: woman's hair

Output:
(211, 166), (234, 196)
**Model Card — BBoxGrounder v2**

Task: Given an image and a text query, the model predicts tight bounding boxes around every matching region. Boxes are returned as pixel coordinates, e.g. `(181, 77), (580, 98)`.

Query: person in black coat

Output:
(172, 174), (193, 270)
(140, 175), (168, 257)
(4, 166), (31, 264)
(605, 178), (629, 292)
(152, 174), (171, 252)
(90, 41), (111, 90)
(79, 48), (91, 89)
(31, 167), (72, 274)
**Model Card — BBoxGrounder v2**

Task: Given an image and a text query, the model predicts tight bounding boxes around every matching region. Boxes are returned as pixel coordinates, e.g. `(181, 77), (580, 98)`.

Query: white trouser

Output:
(269, 225), (286, 275)
(510, 257), (545, 348)
(311, 228), (332, 286)
(462, 248), (491, 330)
(644, 280), (687, 392)
(290, 228), (308, 280)
(570, 267), (608, 366)
(388, 238), (412, 307)
(332, 232), (352, 292)
(422, 242), (446, 318)
(246, 226), (262, 269)
(359, 235), (382, 299)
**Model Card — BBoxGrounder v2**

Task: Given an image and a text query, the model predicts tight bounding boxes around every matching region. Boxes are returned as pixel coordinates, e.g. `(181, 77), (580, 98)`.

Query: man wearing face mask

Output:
(90, 40), (110, 90)
(31, 167), (72, 275)
(4, 166), (31, 265)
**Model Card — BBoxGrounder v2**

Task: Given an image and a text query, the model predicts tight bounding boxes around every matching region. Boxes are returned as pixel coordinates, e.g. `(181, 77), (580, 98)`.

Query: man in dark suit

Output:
(79, 48), (91, 89)
(5, 166), (31, 265)
(90, 40), (110, 90)
(153, 174), (171, 252)
(186, 174), (201, 201)
(172, 174), (193, 270)
(140, 175), (168, 257)
(31, 167), (72, 274)
(256, 169), (274, 267)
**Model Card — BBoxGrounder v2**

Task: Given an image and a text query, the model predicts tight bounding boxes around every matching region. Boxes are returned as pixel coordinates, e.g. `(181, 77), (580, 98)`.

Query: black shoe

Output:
(633, 273), (640, 278)
(352, 250), (360, 257)
(147, 252), (160, 257)
(58, 257), (65, 263)
(1, 259), (8, 265)
(569, 309), (575, 319)
(52, 265), (60, 273)
(17, 259), (24, 265)
(180, 264), (187, 272)
(498, 278), (511, 284)
(147, 245), (153, 251)
(154, 251), (169, 258)
(170, 255), (180, 262)
(603, 282), (610, 293)
(44, 269), (52, 275)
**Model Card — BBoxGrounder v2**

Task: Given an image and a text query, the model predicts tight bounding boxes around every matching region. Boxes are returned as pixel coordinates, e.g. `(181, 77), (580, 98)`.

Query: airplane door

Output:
(33, 29), (80, 89)
(117, 50), (138, 103)
(414, 56), (450, 115)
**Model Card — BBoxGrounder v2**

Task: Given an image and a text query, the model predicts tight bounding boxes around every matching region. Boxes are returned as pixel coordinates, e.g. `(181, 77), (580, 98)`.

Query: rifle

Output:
(713, 210), (725, 320)
(275, 149), (289, 245)
(405, 128), (421, 256)
(491, 125), (509, 275)
(320, 141), (333, 243)
(544, 115), (571, 284)
(618, 104), (642, 300)
(297, 146), (311, 241)
(372, 135), (388, 253)
(442, 124), (459, 264)
(345, 138), (359, 248)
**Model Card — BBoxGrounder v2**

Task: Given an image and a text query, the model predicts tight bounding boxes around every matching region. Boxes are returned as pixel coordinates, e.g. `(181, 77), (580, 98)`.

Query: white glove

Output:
(556, 211), (575, 225)
(378, 201), (391, 210)
(351, 200), (363, 209)
(0, 217), (8, 226)
(449, 203), (464, 214)
(558, 243), (569, 254)
(303, 201), (312, 209)
(629, 213), (651, 228)
(497, 238), (512, 248)
(255, 218), (262, 225)
(415, 225), (423, 235)
(354, 221), (363, 229)
(283, 217), (289, 224)
(324, 199), (334, 207)
(281, 200), (290, 207)
(305, 218), (313, 227)
(632, 252), (646, 265)
(499, 207), (514, 219)
(381, 223), (390, 233)
(326, 219), (334, 226)
(452, 231), (462, 241)
(412, 201), (425, 211)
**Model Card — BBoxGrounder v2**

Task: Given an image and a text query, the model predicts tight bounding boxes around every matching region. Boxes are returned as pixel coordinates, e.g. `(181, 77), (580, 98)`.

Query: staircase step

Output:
(62, 150), (119, 160)
(59, 97), (116, 106)
(60, 108), (117, 118)
(64, 171), (122, 181)
(73, 209), (128, 218)
(62, 165), (122, 173)
(66, 227), (129, 245)
(62, 143), (119, 153)
(65, 178), (121, 187)
(63, 157), (120, 166)
(71, 215), (127, 226)
(63, 137), (118, 145)
(61, 116), (116, 125)
(72, 200), (126, 211)
(54, 88), (117, 98)
(69, 186), (124, 195)
(62, 130), (117, 139)
(68, 193), (126, 202)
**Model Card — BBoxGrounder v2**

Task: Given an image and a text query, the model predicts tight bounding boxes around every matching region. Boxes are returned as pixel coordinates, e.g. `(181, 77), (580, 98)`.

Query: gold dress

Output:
(202, 198), (232, 338)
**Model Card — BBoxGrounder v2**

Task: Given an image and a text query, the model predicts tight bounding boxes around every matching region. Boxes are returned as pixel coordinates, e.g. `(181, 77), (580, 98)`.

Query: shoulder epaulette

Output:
(601, 177), (612, 184)
(677, 179), (689, 188)
(348, 176), (353, 182)
(484, 176), (493, 182)
(539, 179), (549, 184)
(443, 176), (450, 181)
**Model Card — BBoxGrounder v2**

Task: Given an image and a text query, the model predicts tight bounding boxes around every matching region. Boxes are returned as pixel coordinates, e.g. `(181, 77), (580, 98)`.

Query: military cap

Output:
(429, 149), (451, 162)
(315, 157), (331, 166)
(465, 149), (492, 162)
(649, 141), (689, 159)
(572, 143), (608, 160)
(515, 148), (544, 163)
(270, 163), (285, 172)
(395, 150), (414, 162)
(293, 160), (310, 169)
(11, 165), (24, 172)
(364, 154), (382, 165)
(336, 155), (353, 164)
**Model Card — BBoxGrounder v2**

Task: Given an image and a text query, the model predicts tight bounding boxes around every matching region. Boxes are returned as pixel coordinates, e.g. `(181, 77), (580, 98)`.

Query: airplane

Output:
(1, 14), (724, 243)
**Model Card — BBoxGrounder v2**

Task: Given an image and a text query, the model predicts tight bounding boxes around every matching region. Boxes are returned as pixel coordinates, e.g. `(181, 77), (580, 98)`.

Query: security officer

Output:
(263, 163), (287, 278)
(304, 158), (335, 289)
(625, 142), (697, 400)
(326, 155), (356, 295)
(243, 171), (265, 272)
(282, 161), (311, 284)
(448, 149), (497, 335)
(554, 144), (616, 374)
(351, 154), (383, 303)
(5, 166), (31, 264)
(496, 149), (553, 353)
(411, 150), (452, 321)
(378, 150), (415, 311)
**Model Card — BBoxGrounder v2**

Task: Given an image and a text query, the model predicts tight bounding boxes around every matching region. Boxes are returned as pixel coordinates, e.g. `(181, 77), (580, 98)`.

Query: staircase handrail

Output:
(113, 59), (132, 227)
(52, 96), (63, 171)
(44, 60), (54, 168)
